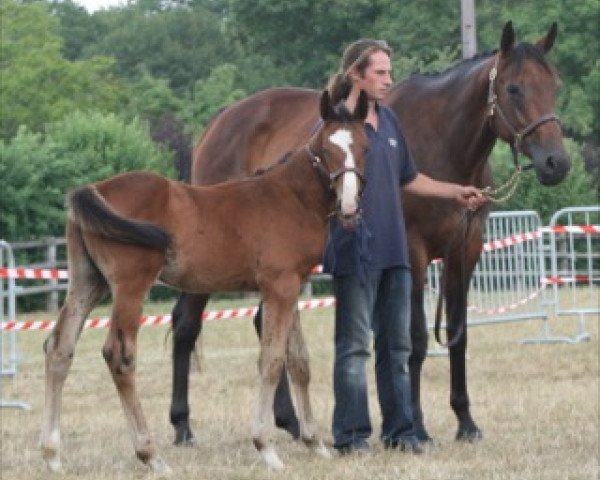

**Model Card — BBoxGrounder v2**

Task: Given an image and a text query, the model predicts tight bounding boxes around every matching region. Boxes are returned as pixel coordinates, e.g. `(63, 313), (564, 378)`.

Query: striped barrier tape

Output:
(0, 297), (336, 331)
(3, 224), (598, 280)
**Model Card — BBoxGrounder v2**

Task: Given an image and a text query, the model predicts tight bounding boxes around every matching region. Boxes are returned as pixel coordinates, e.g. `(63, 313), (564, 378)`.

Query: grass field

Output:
(0, 296), (598, 480)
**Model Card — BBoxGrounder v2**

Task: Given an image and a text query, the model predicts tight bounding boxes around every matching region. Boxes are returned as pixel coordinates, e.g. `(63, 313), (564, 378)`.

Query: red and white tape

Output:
(0, 297), (336, 331)
(1, 225), (597, 281)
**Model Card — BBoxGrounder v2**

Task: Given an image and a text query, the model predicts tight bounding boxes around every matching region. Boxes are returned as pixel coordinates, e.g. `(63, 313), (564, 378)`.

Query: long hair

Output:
(327, 39), (392, 104)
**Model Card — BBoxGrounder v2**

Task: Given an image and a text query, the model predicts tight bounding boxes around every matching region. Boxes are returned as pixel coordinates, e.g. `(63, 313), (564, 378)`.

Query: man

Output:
(324, 39), (487, 454)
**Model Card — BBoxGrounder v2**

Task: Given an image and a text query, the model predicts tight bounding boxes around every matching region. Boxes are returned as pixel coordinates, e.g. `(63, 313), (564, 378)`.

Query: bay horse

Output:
(40, 90), (369, 473)
(169, 21), (570, 446)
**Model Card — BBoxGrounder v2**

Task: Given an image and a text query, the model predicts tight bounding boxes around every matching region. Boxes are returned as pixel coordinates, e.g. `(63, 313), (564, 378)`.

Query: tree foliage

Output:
(0, 0), (597, 243)
(0, 0), (125, 138)
(0, 111), (172, 240)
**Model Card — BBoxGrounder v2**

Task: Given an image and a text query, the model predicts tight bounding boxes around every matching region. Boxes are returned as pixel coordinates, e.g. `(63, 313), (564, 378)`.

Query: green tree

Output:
(0, 111), (172, 240)
(83, 3), (234, 97)
(181, 63), (247, 134)
(489, 140), (597, 223)
(0, 0), (125, 139)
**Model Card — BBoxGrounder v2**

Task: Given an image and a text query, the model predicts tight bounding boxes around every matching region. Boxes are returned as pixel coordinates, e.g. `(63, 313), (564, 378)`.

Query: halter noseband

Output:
(487, 55), (560, 170)
(305, 143), (366, 222)
(305, 144), (366, 191)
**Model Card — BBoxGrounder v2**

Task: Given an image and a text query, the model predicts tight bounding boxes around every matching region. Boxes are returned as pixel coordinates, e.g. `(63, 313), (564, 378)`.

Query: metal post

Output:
(47, 238), (59, 312)
(0, 240), (31, 410)
(461, 0), (477, 59)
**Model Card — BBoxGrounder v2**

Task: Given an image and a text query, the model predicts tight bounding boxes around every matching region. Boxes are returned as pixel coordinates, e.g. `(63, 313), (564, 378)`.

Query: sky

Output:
(73, 0), (126, 13)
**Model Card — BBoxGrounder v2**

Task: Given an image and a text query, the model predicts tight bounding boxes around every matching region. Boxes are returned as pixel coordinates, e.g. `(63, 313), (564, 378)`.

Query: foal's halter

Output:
(305, 144), (365, 190)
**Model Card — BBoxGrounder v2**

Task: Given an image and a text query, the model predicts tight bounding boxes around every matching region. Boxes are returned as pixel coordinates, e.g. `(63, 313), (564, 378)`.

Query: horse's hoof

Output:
(260, 446), (285, 470)
(275, 416), (300, 440)
(147, 456), (172, 477)
(455, 427), (483, 442)
(173, 426), (196, 446)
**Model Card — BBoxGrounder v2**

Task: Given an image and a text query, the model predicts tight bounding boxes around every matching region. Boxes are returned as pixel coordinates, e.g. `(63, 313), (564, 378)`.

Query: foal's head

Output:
(309, 89), (369, 229)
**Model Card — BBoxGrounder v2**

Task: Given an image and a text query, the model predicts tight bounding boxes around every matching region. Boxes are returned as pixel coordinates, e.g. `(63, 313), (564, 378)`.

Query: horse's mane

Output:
(406, 42), (556, 84)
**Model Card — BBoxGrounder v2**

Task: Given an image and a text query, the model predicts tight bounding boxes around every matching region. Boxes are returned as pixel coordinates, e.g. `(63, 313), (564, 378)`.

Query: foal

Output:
(40, 90), (369, 473)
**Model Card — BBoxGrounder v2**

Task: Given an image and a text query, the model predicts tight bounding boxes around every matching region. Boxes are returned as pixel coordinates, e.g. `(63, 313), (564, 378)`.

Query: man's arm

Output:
(403, 173), (488, 209)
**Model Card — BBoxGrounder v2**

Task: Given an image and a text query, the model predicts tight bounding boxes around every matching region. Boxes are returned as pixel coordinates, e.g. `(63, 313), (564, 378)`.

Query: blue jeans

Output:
(332, 267), (417, 449)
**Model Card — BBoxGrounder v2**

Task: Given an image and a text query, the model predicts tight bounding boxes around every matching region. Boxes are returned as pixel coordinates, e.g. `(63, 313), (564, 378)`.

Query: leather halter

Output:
(305, 144), (366, 189)
(305, 144), (366, 221)
(486, 55), (560, 170)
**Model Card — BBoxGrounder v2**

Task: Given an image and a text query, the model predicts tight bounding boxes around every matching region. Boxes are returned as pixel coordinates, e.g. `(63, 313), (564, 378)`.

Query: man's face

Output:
(352, 50), (393, 102)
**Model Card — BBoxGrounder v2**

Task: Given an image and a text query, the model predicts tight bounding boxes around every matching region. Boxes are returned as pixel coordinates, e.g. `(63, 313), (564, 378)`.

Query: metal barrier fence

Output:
(8, 238), (67, 311)
(425, 210), (547, 327)
(522, 206), (599, 344)
(0, 241), (30, 409)
(424, 210), (549, 355)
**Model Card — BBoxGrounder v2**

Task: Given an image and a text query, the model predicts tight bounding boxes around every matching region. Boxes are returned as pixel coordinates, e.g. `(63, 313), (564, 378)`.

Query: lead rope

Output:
(482, 165), (522, 203)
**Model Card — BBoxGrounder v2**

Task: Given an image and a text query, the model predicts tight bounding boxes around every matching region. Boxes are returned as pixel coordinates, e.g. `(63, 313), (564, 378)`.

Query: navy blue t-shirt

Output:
(323, 104), (418, 277)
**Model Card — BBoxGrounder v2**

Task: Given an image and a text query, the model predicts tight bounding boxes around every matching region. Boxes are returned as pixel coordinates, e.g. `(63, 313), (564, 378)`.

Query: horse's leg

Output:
(40, 226), (108, 472)
(252, 289), (298, 470)
(409, 280), (433, 443)
(445, 236), (483, 442)
(103, 281), (171, 474)
(285, 310), (330, 458)
(253, 302), (300, 439)
(170, 292), (210, 445)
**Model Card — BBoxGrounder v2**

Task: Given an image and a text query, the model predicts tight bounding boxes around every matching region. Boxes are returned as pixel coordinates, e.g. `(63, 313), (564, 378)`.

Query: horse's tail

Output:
(68, 185), (172, 250)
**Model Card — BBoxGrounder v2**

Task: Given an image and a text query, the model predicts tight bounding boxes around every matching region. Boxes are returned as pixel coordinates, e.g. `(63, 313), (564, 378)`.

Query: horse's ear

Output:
(536, 22), (557, 54)
(500, 21), (515, 55)
(353, 90), (369, 122)
(320, 90), (336, 121)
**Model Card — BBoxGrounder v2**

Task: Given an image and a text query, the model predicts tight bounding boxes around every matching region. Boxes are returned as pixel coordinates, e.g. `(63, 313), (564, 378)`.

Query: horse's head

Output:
(308, 89), (369, 230)
(489, 21), (570, 185)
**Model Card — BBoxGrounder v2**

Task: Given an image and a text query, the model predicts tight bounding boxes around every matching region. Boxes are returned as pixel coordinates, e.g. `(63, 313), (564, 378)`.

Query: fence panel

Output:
(425, 210), (548, 327)
(0, 241), (30, 409)
(525, 205), (600, 344)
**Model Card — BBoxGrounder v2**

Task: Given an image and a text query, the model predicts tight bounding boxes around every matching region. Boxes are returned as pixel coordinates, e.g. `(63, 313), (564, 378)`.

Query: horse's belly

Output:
(158, 255), (258, 294)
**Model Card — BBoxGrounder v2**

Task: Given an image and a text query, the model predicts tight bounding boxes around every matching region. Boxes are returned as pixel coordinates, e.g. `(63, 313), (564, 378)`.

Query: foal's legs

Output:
(102, 280), (171, 474)
(253, 302), (300, 439)
(252, 289), (300, 470)
(286, 310), (330, 458)
(41, 228), (107, 472)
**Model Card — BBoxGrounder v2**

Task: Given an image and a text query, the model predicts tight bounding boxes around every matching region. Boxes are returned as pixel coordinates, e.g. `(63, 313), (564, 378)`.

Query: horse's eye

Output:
(507, 84), (520, 95)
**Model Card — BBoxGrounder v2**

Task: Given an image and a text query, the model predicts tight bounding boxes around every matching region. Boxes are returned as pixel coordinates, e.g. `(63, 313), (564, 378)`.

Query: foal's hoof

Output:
(42, 448), (62, 473)
(147, 456), (172, 477)
(312, 440), (332, 459)
(455, 427), (483, 442)
(260, 446), (285, 471)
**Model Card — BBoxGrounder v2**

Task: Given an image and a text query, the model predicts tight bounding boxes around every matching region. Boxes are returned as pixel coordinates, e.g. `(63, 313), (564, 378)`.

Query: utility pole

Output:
(461, 0), (477, 59)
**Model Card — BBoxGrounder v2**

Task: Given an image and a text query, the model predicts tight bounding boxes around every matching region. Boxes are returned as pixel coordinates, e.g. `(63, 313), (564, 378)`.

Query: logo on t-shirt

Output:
(388, 138), (397, 148)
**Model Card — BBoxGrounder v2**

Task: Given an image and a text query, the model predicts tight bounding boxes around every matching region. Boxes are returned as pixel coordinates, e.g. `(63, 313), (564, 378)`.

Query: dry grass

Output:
(1, 296), (598, 480)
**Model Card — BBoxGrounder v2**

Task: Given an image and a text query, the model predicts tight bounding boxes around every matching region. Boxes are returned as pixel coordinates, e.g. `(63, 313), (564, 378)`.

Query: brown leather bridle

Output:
(486, 55), (560, 170)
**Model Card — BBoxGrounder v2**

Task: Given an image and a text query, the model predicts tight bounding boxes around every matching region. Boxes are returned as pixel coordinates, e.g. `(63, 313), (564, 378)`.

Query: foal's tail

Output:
(68, 185), (172, 249)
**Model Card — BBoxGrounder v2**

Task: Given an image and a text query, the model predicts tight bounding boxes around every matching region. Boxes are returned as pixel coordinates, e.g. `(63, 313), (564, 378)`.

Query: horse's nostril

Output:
(546, 156), (556, 170)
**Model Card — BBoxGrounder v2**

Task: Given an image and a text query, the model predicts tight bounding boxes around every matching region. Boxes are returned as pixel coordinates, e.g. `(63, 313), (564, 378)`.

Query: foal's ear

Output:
(500, 21), (516, 55)
(353, 90), (369, 122)
(320, 90), (337, 121)
(536, 22), (557, 54)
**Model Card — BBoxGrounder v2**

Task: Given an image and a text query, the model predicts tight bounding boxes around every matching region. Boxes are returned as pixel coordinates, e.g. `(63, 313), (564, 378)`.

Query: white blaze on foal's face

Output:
(329, 128), (358, 216)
